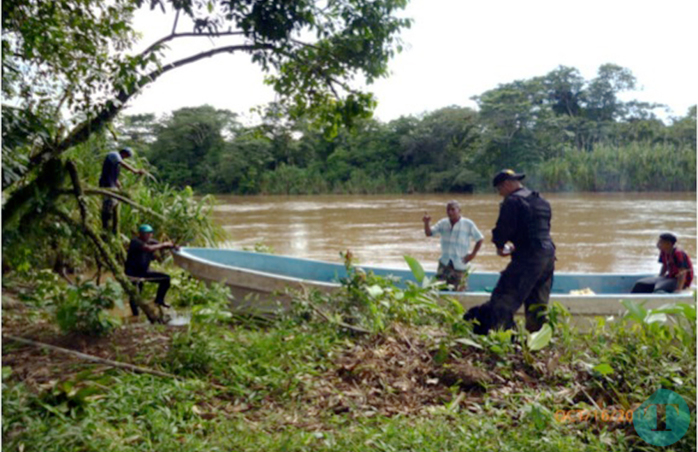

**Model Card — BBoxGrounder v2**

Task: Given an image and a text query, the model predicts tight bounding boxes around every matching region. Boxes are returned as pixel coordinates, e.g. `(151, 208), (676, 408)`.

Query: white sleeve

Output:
(469, 220), (484, 242)
(430, 219), (446, 236)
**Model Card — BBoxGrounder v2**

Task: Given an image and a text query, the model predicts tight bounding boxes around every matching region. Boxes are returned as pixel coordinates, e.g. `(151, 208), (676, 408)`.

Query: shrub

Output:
(164, 329), (213, 376)
(54, 280), (123, 336)
(291, 253), (463, 333)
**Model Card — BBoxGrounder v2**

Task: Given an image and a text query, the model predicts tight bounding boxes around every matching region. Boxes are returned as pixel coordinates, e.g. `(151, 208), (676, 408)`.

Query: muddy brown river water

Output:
(211, 193), (696, 274)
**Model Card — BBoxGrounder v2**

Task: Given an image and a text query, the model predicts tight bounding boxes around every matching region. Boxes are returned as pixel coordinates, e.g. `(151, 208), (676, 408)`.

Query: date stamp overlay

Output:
(555, 408), (635, 424)
(555, 389), (690, 447)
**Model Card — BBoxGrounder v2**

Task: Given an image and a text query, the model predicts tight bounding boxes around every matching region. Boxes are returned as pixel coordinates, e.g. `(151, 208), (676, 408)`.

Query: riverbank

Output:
(2, 270), (696, 451)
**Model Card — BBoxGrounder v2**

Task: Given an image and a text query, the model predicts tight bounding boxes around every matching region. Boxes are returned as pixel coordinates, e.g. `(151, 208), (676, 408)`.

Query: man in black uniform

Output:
(125, 224), (178, 316)
(464, 169), (555, 334)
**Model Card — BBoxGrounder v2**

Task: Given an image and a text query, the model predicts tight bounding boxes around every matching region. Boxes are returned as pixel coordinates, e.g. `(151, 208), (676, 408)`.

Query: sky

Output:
(126, 0), (698, 124)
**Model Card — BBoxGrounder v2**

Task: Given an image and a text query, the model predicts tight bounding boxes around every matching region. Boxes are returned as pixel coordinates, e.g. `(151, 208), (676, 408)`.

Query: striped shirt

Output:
(431, 217), (484, 271)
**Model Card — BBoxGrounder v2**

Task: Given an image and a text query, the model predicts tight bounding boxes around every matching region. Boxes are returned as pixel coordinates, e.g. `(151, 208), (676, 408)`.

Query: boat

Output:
(173, 248), (694, 318)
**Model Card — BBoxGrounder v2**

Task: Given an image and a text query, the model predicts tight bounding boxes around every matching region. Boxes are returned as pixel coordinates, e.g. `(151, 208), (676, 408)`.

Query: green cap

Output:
(138, 224), (154, 233)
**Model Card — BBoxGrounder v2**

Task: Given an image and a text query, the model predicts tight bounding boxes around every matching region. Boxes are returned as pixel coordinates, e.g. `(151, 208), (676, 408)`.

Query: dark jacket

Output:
(125, 238), (159, 276)
(491, 187), (555, 260)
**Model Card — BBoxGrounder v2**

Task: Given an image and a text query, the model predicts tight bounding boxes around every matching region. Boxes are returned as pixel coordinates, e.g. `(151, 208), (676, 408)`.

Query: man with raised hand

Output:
(423, 200), (484, 291)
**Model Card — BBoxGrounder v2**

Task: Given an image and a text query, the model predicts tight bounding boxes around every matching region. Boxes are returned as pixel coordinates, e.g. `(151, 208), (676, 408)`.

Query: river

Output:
(210, 193), (696, 274)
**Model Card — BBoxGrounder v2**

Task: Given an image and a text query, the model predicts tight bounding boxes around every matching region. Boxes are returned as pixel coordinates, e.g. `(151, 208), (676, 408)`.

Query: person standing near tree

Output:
(99, 147), (144, 233)
(464, 170), (556, 335)
(423, 200), (484, 291)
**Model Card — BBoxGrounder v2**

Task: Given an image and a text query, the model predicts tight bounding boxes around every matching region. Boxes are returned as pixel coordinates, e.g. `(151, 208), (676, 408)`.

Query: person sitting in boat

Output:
(422, 200), (484, 291)
(631, 233), (693, 293)
(464, 169), (556, 335)
(125, 224), (179, 316)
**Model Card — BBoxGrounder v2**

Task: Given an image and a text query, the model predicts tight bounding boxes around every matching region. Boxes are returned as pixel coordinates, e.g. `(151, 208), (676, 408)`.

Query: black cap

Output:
(492, 169), (525, 187)
(659, 233), (677, 244)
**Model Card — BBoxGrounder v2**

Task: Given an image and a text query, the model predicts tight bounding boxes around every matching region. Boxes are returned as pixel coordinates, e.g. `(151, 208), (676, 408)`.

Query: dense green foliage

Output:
(1, 0), (413, 307)
(2, 0), (411, 192)
(129, 66), (695, 194)
(536, 143), (697, 192)
(1, 132), (224, 278)
(3, 260), (696, 451)
(54, 280), (124, 336)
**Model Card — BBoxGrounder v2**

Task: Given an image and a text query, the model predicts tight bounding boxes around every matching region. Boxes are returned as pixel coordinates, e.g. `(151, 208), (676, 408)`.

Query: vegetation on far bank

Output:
(115, 66), (696, 195)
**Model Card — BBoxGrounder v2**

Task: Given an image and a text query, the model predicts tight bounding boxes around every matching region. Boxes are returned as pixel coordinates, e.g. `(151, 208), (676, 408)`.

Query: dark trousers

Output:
(101, 197), (119, 234)
(127, 271), (171, 316)
(631, 276), (678, 294)
(465, 254), (555, 334)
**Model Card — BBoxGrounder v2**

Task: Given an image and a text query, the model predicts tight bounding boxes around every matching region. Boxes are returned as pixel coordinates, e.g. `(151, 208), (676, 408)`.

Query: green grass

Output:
(2, 268), (696, 451)
(0, 375), (641, 452)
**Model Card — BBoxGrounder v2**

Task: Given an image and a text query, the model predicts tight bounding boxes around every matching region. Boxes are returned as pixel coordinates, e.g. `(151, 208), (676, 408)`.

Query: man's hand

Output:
(676, 269), (687, 291)
(466, 239), (483, 263)
(423, 212), (433, 237)
(497, 244), (515, 257)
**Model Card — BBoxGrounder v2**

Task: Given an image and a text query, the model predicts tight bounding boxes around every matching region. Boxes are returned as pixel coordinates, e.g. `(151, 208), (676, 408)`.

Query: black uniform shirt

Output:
(125, 238), (159, 276)
(492, 187), (554, 258)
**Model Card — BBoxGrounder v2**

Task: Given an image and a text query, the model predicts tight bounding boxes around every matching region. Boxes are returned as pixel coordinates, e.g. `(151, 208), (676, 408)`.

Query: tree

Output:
(148, 105), (236, 188)
(117, 114), (159, 147)
(2, 0), (412, 192)
(2, 0), (411, 323)
(667, 106), (697, 149)
(543, 66), (585, 117)
(473, 79), (545, 170)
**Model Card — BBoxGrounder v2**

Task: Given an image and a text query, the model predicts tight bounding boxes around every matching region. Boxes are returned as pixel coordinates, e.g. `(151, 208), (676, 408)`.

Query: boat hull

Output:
(173, 248), (694, 318)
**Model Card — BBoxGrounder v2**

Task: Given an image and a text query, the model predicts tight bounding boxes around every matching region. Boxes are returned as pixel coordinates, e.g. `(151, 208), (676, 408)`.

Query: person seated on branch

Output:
(125, 224), (178, 316)
(631, 233), (693, 294)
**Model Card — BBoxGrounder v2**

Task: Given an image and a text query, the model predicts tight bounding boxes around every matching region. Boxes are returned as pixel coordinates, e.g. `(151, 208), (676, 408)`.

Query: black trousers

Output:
(127, 271), (171, 316)
(465, 254), (555, 335)
(631, 276), (678, 294)
(101, 197), (119, 234)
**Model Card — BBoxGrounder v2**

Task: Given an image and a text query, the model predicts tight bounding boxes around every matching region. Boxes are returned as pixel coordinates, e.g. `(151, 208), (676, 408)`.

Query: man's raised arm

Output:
(423, 212), (433, 237)
(120, 160), (145, 176)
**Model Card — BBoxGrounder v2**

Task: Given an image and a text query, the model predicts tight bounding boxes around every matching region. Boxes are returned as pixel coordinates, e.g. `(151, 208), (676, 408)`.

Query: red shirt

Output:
(659, 247), (693, 289)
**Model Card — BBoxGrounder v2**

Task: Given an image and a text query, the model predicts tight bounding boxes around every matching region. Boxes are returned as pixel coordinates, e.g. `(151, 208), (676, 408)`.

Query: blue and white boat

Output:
(173, 248), (694, 317)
